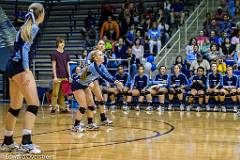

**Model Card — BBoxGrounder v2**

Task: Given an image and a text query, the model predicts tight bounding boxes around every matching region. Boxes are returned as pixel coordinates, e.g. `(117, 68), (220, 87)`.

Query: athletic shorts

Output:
(71, 80), (88, 91)
(5, 60), (24, 78)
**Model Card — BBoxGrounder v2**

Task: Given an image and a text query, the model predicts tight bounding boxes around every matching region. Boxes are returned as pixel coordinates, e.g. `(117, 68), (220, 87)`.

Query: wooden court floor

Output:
(0, 103), (240, 160)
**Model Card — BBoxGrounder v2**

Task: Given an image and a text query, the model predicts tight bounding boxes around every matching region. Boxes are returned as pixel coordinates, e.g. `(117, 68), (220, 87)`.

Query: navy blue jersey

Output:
(115, 72), (131, 86)
(151, 74), (168, 87)
(189, 75), (207, 90)
(206, 72), (223, 88)
(168, 73), (188, 88)
(131, 74), (149, 90)
(222, 74), (238, 87)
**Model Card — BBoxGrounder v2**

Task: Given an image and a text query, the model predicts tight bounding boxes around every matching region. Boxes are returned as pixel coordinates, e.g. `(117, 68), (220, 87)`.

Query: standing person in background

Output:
(132, 38), (144, 63)
(148, 22), (161, 55)
(1, 3), (44, 153)
(100, 15), (120, 41)
(50, 37), (71, 114)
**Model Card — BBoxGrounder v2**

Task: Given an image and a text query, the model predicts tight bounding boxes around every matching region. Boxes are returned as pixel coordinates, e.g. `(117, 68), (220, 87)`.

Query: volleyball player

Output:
(86, 40), (114, 125)
(219, 66), (238, 112)
(205, 63), (223, 111)
(71, 50), (123, 132)
(1, 3), (45, 153)
(167, 64), (189, 111)
(125, 65), (152, 111)
(148, 66), (168, 111)
(187, 67), (207, 112)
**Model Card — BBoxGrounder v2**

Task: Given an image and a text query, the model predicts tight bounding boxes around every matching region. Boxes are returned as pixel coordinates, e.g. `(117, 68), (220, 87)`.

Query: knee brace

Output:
(26, 105), (38, 116)
(79, 107), (86, 114)
(168, 90), (174, 94)
(230, 92), (236, 96)
(199, 94), (204, 98)
(8, 108), (21, 117)
(97, 101), (105, 105)
(88, 106), (95, 111)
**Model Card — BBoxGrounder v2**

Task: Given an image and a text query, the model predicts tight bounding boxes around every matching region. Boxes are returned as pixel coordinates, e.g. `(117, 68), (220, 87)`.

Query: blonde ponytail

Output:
(21, 19), (33, 42)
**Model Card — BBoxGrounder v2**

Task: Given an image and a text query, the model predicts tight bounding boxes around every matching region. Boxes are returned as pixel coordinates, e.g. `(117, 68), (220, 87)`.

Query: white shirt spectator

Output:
(132, 45), (144, 61)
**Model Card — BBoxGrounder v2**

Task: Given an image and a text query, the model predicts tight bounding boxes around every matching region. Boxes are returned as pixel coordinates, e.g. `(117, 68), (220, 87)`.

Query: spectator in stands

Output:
(13, 7), (26, 27)
(187, 66), (207, 111)
(172, 55), (189, 77)
(214, 6), (225, 21)
(220, 37), (236, 58)
(170, 0), (185, 25)
(205, 19), (221, 36)
(219, 14), (232, 34)
(219, 65), (238, 112)
(142, 17), (152, 38)
(132, 38), (144, 63)
(190, 54), (210, 76)
(99, 3), (115, 27)
(200, 39), (211, 59)
(135, 30), (144, 45)
(209, 30), (221, 46)
(155, 8), (165, 24)
(168, 64), (189, 111)
(147, 22), (161, 55)
(114, 38), (127, 58)
(218, 31), (230, 46)
(185, 45), (198, 68)
(81, 11), (96, 46)
(137, 0), (147, 15)
(217, 57), (227, 75)
(158, 18), (170, 45)
(100, 16), (120, 41)
(208, 43), (224, 62)
(126, 25), (136, 46)
(205, 62), (223, 111)
(106, 49), (119, 76)
(120, 16), (133, 37)
(195, 30), (209, 46)
(122, 47), (140, 78)
(103, 35), (113, 50)
(231, 29), (240, 45)
(51, 37), (71, 114)
(185, 37), (197, 55)
(203, 12), (212, 31)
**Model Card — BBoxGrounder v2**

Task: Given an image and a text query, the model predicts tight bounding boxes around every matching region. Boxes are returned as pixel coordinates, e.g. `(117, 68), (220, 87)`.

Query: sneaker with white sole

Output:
(135, 105), (140, 111)
(221, 106), (227, 112)
(206, 105), (211, 111)
(180, 104), (185, 111)
(196, 106), (202, 112)
(233, 106), (238, 113)
(156, 106), (164, 112)
(71, 125), (86, 133)
(213, 105), (218, 112)
(101, 119), (113, 126)
(168, 104), (173, 110)
(86, 123), (99, 130)
(145, 106), (153, 111)
(0, 142), (19, 152)
(186, 105), (192, 111)
(18, 144), (41, 154)
(122, 105), (129, 111)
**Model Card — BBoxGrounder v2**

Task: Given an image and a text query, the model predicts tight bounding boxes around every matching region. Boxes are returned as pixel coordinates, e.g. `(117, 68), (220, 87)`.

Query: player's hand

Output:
(89, 82), (94, 88)
(69, 77), (72, 83)
(53, 77), (59, 83)
(115, 80), (123, 89)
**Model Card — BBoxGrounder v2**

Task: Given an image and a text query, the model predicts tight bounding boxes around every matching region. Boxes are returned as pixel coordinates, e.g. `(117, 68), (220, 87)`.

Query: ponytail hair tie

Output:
(25, 9), (36, 24)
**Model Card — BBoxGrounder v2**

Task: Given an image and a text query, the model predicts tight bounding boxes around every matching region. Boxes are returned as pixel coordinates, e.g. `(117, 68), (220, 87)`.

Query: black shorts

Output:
(71, 81), (88, 91)
(5, 60), (24, 78)
(190, 86), (206, 91)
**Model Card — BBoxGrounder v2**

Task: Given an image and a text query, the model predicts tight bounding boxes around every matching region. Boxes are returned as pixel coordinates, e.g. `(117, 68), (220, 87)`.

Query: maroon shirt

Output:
(51, 50), (70, 78)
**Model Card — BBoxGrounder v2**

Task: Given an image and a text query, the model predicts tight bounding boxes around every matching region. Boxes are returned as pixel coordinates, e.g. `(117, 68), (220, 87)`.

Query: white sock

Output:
(4, 130), (13, 137)
(22, 129), (32, 135)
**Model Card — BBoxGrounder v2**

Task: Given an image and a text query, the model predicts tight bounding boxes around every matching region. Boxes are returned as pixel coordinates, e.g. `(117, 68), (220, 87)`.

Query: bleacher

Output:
(0, 0), (201, 80)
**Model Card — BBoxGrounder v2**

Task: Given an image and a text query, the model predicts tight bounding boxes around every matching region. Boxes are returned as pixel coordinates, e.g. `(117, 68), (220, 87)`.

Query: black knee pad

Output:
(79, 107), (86, 114)
(168, 90), (174, 94)
(140, 91), (145, 96)
(230, 92), (236, 96)
(144, 90), (151, 95)
(88, 106), (95, 111)
(205, 92), (210, 96)
(26, 105), (38, 116)
(199, 94), (204, 98)
(102, 90), (108, 94)
(158, 91), (164, 95)
(237, 92), (240, 96)
(8, 108), (21, 117)
(97, 101), (105, 105)
(176, 89), (182, 94)
(214, 92), (220, 96)
(188, 94), (194, 98)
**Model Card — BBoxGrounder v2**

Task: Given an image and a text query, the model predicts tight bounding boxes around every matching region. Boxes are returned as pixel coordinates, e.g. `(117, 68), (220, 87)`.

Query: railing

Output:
(0, 7), (16, 48)
(154, 0), (217, 68)
(32, 58), (130, 80)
